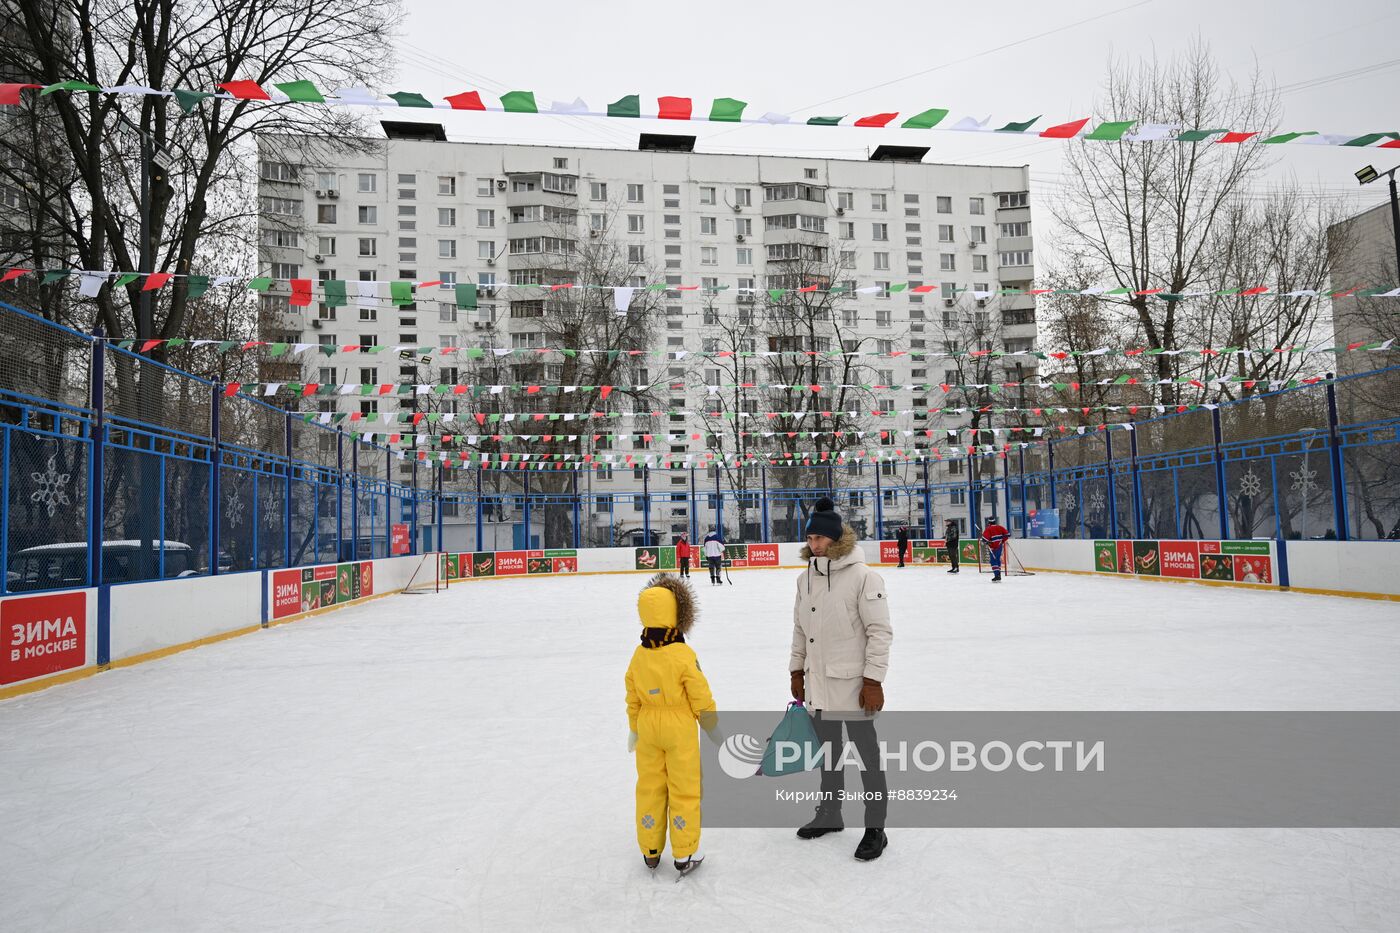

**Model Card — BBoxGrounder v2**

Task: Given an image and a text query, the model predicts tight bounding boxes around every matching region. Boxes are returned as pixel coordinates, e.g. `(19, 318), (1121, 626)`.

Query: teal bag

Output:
(759, 701), (822, 777)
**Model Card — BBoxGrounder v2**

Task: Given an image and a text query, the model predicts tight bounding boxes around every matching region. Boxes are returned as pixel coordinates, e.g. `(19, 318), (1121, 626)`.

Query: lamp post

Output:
(1354, 164), (1400, 284)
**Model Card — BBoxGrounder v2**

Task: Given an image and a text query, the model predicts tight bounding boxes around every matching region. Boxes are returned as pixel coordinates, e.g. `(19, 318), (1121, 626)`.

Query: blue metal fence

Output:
(2, 299), (1397, 595)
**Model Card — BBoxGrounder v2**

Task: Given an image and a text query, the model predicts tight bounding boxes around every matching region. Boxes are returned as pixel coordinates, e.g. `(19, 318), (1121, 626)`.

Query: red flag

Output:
(0, 83), (42, 105)
(797, 284), (819, 292)
(445, 91), (485, 110)
(223, 383), (241, 396)
(218, 80), (271, 101)
(599, 385), (613, 401)
(377, 384), (393, 395)
(0, 268), (29, 283)
(1240, 286), (1269, 296)
(139, 339), (162, 352)
(290, 278), (312, 306)
(1040, 118), (1090, 138)
(1216, 131), (1258, 144)
(658, 96), (692, 120)
(143, 273), (172, 291)
(302, 383), (319, 396)
(854, 112), (899, 128)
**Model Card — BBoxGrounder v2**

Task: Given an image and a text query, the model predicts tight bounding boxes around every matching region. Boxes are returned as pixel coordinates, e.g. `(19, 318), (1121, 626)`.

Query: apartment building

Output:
(256, 125), (1037, 543)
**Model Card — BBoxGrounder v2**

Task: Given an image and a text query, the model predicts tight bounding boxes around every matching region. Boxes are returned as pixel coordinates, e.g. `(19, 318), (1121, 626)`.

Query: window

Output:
(439, 239), (457, 258)
(398, 186), (415, 200)
(941, 282), (958, 301)
(734, 187), (751, 207)
(628, 214), (645, 233)
(969, 197), (984, 215)
(700, 216), (717, 235)
(971, 226), (987, 244)
(553, 157), (568, 169)
(872, 223), (888, 241)
(938, 225), (954, 242)
(701, 247), (718, 265)
(628, 245), (646, 263)
(699, 186), (716, 204)
(936, 196), (952, 214)
(940, 253), (956, 271)
(876, 280), (891, 298)
(358, 269), (377, 281)
(360, 306), (377, 322)
(359, 334), (378, 354)
(261, 229), (300, 248)
(803, 167), (818, 179)
(873, 252), (890, 271)
(999, 251), (1033, 267)
(270, 262), (299, 279)
(871, 193), (887, 211)
(998, 192), (1029, 209)
(358, 238), (377, 257)
(478, 241), (496, 260)
(261, 196), (302, 216)
(876, 308), (892, 327)
(358, 205), (377, 224)
(313, 171), (336, 191)
(478, 178), (495, 197)
(626, 183), (645, 203)
(434, 176), (455, 196)
(840, 250), (856, 265)
(837, 191), (854, 211)
(999, 222), (1030, 238)
(735, 217), (752, 236)
(972, 255), (988, 272)
(589, 212), (606, 231)
(736, 247), (752, 264)
(477, 209), (495, 228)
(590, 181), (607, 201)
(260, 160), (299, 182)
(317, 236), (336, 256)
(839, 221), (855, 239)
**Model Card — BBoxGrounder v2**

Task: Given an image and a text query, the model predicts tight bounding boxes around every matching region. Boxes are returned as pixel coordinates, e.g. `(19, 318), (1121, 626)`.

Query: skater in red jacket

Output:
(675, 534), (692, 578)
(981, 517), (1010, 582)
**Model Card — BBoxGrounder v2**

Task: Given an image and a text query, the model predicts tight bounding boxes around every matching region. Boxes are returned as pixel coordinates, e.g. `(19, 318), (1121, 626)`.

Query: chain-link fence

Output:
(2, 298), (1398, 595)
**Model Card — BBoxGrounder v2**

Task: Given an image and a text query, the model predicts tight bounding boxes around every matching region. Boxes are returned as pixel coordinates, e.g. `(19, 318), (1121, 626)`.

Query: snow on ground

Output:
(1, 567), (1398, 932)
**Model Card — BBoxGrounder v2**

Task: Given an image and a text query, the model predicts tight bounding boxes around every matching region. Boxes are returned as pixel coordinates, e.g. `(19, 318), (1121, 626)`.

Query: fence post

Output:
(522, 469), (531, 549)
(436, 462), (444, 553)
(689, 466), (699, 543)
(410, 454), (419, 556)
(922, 457), (933, 539)
(825, 463), (834, 499)
(965, 449), (976, 532)
(1048, 443), (1057, 510)
(1324, 372), (1351, 541)
(1001, 446), (1013, 529)
(714, 463), (722, 536)
(89, 328), (106, 594)
(642, 465), (651, 543)
(1104, 429), (1118, 537)
(1017, 445), (1028, 538)
(1210, 406), (1229, 540)
(384, 447), (392, 557)
(336, 430), (345, 560)
(760, 464), (770, 543)
(284, 413), (293, 567)
(210, 390), (221, 575)
(350, 437), (359, 561)
(1129, 422), (1144, 538)
(571, 468), (581, 550)
(873, 460), (883, 536)
(474, 465), (482, 552)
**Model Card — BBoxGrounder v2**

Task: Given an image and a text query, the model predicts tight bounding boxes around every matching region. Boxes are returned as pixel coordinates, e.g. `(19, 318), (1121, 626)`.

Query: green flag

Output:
(455, 283), (478, 309)
(185, 275), (210, 299)
(390, 281), (414, 305)
(114, 273), (140, 288)
(1085, 120), (1135, 141)
(275, 80), (325, 103)
(608, 95), (640, 118)
(389, 91), (433, 108)
(500, 91), (537, 113)
(40, 270), (71, 285)
(1260, 131), (1316, 144)
(901, 108), (949, 129)
(995, 116), (1040, 133)
(709, 97), (746, 122)
(172, 89), (213, 113)
(41, 80), (99, 95)
(1175, 128), (1228, 142)
(248, 276), (273, 292)
(323, 279), (347, 308)
(806, 115), (843, 126)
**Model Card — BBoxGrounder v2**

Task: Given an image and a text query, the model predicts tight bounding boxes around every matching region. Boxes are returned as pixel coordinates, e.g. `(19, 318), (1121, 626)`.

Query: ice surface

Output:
(2, 569), (1398, 931)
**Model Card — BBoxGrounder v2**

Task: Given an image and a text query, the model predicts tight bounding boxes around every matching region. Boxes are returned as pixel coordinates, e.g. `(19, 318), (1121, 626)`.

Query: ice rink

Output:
(2, 565), (1398, 932)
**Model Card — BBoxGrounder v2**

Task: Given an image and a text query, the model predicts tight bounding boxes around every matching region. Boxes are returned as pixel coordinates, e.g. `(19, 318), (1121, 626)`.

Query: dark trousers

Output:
(813, 712), (887, 829)
(947, 544), (960, 571)
(896, 542), (907, 566)
(678, 557), (690, 578)
(707, 556), (722, 583)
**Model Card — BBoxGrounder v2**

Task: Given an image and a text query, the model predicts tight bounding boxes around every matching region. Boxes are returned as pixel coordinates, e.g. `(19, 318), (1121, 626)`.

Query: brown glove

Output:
(790, 671), (805, 703)
(859, 678), (884, 714)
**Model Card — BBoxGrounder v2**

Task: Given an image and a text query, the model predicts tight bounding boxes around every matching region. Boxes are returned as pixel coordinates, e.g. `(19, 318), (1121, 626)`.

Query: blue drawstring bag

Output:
(759, 701), (822, 776)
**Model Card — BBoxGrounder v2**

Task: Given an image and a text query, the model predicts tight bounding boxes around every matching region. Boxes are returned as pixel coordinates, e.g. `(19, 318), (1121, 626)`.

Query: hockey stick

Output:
(725, 562), (733, 585)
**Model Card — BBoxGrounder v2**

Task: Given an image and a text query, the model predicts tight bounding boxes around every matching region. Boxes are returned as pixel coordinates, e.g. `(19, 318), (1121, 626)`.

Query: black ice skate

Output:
(673, 853), (704, 881)
(854, 828), (888, 861)
(796, 805), (844, 839)
(643, 854), (660, 870)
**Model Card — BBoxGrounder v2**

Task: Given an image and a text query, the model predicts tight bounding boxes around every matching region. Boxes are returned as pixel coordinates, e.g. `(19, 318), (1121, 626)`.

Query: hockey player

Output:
(626, 573), (718, 876)
(702, 529), (725, 585)
(981, 516), (1010, 582)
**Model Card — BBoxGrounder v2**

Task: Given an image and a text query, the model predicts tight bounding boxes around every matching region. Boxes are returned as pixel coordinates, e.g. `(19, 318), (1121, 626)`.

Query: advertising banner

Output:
(1089, 541), (1275, 586)
(271, 561), (377, 620)
(1028, 509), (1060, 538)
(390, 524), (410, 555)
(0, 590), (88, 685)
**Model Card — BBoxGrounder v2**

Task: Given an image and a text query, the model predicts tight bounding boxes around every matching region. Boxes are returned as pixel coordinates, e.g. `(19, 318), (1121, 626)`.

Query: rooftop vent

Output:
(381, 121), (448, 142)
(639, 133), (697, 153)
(869, 145), (929, 163)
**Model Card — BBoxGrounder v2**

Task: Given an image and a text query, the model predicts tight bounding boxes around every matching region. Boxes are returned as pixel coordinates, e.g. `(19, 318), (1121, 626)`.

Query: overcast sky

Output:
(387, 0), (1398, 259)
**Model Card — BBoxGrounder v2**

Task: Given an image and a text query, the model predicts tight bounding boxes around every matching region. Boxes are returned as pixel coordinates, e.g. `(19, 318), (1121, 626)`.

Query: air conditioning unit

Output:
(944, 298), (956, 307)
(311, 319), (322, 329)
(835, 207), (845, 215)
(312, 254), (324, 263)
(496, 179), (508, 190)
(589, 229), (600, 238)
(968, 241), (979, 250)
(976, 299), (987, 308)
(732, 205), (742, 213)
(473, 322), (488, 330)
(328, 190), (340, 199)
(735, 234), (745, 243)
(314, 189), (325, 197)
(485, 258), (495, 266)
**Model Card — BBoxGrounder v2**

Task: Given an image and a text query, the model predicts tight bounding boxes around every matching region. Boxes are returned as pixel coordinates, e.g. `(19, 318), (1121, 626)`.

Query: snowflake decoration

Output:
(29, 455), (71, 518)
(1290, 465), (1318, 493)
(1237, 468), (1263, 499)
(225, 491), (245, 528)
(1088, 488), (1106, 517)
(1059, 487), (1077, 510)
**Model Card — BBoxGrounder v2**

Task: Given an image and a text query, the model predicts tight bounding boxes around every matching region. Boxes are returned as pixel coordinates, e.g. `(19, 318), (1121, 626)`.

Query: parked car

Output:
(5, 540), (198, 592)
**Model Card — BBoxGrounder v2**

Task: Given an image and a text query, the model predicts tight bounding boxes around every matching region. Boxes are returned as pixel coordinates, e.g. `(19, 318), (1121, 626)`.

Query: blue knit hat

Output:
(805, 497), (844, 541)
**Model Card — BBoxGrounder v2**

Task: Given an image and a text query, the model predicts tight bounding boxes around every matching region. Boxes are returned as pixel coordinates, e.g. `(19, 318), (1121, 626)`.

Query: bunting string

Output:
(4, 81), (1399, 150)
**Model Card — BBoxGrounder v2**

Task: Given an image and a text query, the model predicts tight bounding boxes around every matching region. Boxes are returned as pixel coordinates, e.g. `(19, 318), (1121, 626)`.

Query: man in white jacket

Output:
(702, 530), (725, 586)
(788, 496), (893, 861)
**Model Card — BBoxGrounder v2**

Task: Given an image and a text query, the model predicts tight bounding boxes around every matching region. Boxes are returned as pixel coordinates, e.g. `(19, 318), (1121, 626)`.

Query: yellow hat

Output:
(636, 573), (696, 633)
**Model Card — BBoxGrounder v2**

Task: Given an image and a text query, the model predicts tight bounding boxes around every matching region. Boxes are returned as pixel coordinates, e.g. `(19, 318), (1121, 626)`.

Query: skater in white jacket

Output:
(702, 531), (725, 585)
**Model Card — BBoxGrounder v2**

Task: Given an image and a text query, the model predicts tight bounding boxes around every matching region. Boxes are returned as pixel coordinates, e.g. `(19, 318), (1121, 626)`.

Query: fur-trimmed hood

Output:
(637, 572), (697, 634)
(799, 524), (858, 561)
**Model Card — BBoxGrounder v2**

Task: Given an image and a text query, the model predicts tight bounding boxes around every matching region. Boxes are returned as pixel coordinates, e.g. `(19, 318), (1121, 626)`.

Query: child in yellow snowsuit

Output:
(626, 572), (717, 873)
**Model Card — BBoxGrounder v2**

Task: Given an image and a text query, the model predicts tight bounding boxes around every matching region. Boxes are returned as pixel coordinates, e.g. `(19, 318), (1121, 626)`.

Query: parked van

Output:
(5, 540), (198, 592)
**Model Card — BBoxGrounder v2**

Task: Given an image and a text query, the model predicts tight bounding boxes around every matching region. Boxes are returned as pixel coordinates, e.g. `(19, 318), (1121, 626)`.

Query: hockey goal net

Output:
(976, 539), (1035, 577)
(401, 552), (443, 595)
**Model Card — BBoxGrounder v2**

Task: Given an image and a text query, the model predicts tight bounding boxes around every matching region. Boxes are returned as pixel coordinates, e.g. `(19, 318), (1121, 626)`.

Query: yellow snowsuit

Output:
(626, 576), (716, 861)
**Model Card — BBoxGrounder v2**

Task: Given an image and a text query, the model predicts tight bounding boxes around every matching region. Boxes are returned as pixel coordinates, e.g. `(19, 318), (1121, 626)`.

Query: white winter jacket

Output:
(703, 539), (724, 558)
(789, 526), (893, 714)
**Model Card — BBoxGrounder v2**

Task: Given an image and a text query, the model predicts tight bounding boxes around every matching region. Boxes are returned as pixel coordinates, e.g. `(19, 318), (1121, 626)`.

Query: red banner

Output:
(1, 591), (87, 685)
(391, 524), (410, 555)
(1159, 541), (1200, 579)
(271, 570), (302, 619)
(494, 551), (527, 575)
(747, 544), (779, 567)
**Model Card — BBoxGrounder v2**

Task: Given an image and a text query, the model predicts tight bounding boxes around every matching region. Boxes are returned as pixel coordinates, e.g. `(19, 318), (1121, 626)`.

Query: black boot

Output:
(854, 828), (888, 861)
(796, 806), (844, 839)
(643, 854), (660, 870)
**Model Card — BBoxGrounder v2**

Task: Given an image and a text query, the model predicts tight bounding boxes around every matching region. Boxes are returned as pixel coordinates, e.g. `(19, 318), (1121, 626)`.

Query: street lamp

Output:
(1355, 163), (1400, 284)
